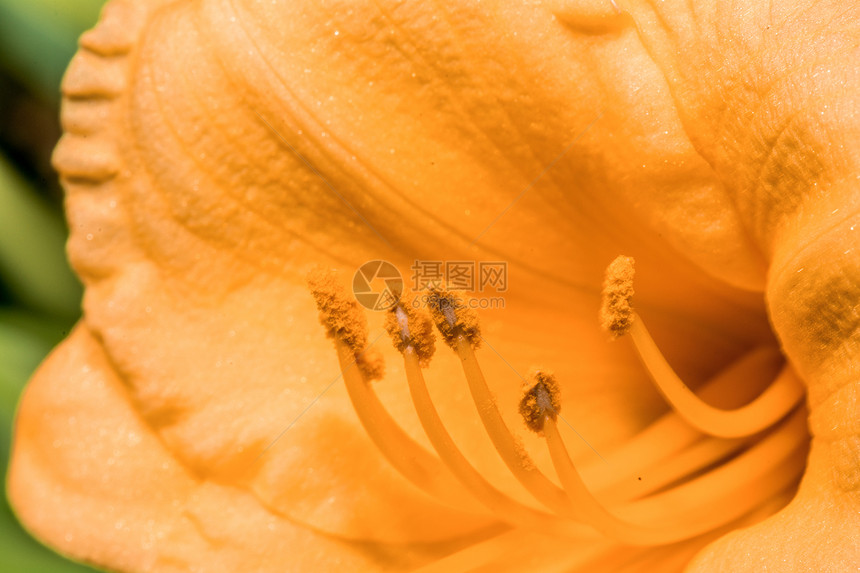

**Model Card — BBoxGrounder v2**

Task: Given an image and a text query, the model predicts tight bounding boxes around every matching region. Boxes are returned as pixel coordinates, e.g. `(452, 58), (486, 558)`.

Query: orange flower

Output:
(9, 0), (859, 571)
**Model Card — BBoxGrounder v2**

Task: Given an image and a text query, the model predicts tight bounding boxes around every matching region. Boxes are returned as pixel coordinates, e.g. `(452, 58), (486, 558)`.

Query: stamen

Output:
(519, 370), (562, 434)
(384, 304), (435, 366)
(308, 267), (383, 380)
(307, 270), (480, 511)
(539, 380), (807, 545)
(600, 256), (805, 438)
(426, 289), (481, 350)
(308, 265), (806, 548)
(427, 290), (576, 515)
(400, 345), (594, 537)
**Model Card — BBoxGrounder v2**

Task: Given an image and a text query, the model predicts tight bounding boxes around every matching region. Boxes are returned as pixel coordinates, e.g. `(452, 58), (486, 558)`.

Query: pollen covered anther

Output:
(355, 347), (385, 382)
(307, 267), (383, 381)
(307, 264), (802, 546)
(399, 336), (592, 536)
(426, 288), (481, 350)
(384, 305), (436, 366)
(306, 269), (487, 511)
(600, 255), (635, 337)
(519, 370), (562, 434)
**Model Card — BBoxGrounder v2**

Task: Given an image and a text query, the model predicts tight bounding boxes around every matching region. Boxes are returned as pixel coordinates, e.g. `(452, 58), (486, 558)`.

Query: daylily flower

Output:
(8, 0), (859, 571)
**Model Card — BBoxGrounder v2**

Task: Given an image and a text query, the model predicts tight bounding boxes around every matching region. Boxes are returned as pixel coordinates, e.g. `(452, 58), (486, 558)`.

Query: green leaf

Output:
(0, 155), (82, 320)
(0, 307), (71, 348)
(0, 499), (102, 573)
(0, 309), (71, 420)
(0, 319), (51, 418)
(0, 0), (106, 102)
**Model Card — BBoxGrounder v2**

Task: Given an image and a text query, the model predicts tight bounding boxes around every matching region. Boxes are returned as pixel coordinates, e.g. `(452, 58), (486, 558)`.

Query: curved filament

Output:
(628, 318), (804, 438)
(544, 406), (807, 545)
(581, 346), (782, 493)
(454, 335), (575, 515)
(334, 339), (485, 512)
(402, 346), (596, 538)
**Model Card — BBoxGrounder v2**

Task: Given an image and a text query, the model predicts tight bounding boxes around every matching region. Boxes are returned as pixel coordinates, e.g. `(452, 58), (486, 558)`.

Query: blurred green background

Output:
(1, 0), (105, 570)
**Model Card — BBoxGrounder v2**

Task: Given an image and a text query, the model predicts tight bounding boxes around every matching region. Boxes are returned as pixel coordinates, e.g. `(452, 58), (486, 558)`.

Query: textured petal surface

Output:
(11, 325), (467, 571)
(9, 0), (859, 570)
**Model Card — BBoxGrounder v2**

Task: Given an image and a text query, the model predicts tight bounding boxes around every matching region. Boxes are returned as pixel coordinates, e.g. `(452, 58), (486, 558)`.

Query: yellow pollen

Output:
(600, 255), (635, 337)
(384, 304), (436, 366)
(307, 270), (484, 512)
(427, 288), (481, 349)
(307, 261), (807, 549)
(307, 268), (383, 380)
(519, 370), (562, 434)
(355, 347), (385, 382)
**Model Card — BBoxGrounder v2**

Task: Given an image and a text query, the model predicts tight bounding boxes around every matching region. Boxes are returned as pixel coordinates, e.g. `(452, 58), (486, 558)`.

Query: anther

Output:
(426, 289), (481, 350)
(307, 269), (481, 511)
(384, 304), (436, 367)
(307, 267), (383, 380)
(519, 370), (562, 435)
(599, 255), (635, 338)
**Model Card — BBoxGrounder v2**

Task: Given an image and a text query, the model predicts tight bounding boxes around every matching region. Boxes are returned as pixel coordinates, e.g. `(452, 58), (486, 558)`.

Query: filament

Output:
(402, 345), (595, 538)
(543, 406), (807, 545)
(601, 255), (805, 438)
(619, 406), (807, 524)
(454, 336), (575, 515)
(580, 346), (782, 494)
(334, 338), (484, 512)
(545, 414), (699, 545)
(628, 319), (804, 437)
(599, 434), (749, 502)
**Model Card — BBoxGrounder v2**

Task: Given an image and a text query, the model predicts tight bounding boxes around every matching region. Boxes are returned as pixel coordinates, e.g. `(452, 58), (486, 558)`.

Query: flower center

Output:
(307, 260), (809, 564)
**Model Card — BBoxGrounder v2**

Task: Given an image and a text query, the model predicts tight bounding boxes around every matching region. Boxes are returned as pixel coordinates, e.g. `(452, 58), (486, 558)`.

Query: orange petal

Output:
(8, 325), (495, 571)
